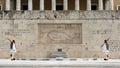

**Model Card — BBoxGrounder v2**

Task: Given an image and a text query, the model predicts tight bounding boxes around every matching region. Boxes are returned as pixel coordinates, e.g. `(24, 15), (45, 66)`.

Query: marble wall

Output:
(0, 11), (120, 59)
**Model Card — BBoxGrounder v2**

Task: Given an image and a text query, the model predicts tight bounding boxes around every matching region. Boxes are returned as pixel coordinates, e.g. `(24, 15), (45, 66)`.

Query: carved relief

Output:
(38, 24), (82, 44)
(48, 30), (74, 41)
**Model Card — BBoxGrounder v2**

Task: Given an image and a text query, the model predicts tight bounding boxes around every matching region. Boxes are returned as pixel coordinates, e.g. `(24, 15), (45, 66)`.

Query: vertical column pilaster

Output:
(110, 0), (114, 10)
(64, 0), (68, 10)
(52, 0), (56, 10)
(75, 0), (80, 10)
(40, 0), (44, 10)
(87, 0), (91, 10)
(98, 0), (103, 10)
(16, 0), (21, 10)
(6, 0), (10, 10)
(28, 0), (33, 10)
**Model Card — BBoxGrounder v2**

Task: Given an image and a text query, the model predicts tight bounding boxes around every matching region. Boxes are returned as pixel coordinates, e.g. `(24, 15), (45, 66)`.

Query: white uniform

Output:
(102, 43), (109, 55)
(10, 43), (16, 53)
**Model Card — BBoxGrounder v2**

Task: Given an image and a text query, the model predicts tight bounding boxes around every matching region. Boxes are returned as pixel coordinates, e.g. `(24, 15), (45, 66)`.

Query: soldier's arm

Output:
(8, 39), (12, 42)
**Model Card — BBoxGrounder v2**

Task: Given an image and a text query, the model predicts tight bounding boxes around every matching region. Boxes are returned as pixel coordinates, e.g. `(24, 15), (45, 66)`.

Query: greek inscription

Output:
(5, 29), (31, 36)
(108, 40), (120, 52)
(91, 29), (112, 34)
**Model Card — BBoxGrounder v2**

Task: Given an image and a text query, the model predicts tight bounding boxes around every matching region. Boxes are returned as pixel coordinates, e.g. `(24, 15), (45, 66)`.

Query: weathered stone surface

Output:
(1, 11), (118, 20)
(0, 11), (119, 59)
(38, 24), (82, 44)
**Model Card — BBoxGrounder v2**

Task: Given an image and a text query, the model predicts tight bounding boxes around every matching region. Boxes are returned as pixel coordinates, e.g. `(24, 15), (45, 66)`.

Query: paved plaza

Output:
(0, 58), (120, 68)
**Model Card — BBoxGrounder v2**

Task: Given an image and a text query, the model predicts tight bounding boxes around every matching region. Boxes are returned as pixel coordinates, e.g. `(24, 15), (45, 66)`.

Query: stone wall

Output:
(0, 10), (120, 59)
